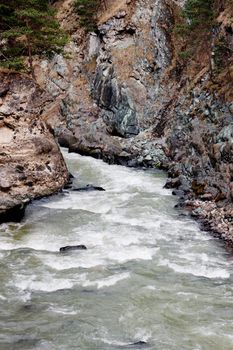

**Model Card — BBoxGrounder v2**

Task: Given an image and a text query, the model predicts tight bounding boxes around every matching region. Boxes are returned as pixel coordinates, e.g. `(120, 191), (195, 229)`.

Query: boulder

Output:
(0, 72), (69, 222)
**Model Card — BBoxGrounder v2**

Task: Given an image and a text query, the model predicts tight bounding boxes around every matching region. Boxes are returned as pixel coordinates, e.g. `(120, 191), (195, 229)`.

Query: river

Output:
(0, 149), (233, 350)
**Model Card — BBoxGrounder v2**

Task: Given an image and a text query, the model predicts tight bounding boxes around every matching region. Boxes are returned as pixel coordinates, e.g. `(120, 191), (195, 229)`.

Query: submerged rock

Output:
(129, 341), (148, 346)
(71, 184), (105, 192)
(60, 245), (87, 252)
(0, 203), (27, 224)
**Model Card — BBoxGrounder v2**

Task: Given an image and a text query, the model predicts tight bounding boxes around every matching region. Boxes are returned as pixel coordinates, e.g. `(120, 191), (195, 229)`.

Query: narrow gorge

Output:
(2, 0), (232, 239)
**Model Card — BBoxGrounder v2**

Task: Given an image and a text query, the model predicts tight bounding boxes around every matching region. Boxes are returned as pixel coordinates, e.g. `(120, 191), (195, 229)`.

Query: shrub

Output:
(183, 0), (214, 29)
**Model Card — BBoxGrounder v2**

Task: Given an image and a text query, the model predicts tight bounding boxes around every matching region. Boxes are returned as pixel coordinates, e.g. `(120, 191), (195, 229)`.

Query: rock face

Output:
(36, 0), (232, 241)
(0, 71), (69, 222)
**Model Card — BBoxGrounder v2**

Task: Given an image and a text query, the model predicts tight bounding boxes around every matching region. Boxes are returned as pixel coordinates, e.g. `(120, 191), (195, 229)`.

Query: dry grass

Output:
(98, 0), (137, 24)
(98, 0), (128, 24)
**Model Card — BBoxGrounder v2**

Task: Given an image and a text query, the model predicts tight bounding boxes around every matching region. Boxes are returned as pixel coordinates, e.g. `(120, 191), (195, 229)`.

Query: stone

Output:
(93, 63), (139, 138)
(71, 185), (105, 192)
(0, 179), (11, 191)
(217, 124), (233, 143)
(200, 193), (213, 201)
(128, 341), (147, 347)
(0, 203), (27, 224)
(164, 177), (180, 189)
(88, 33), (100, 59)
(60, 245), (87, 252)
(57, 128), (77, 148)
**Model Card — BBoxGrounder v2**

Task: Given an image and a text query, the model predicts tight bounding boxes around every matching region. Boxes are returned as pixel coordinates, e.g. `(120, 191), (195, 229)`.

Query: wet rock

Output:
(172, 189), (185, 197)
(164, 177), (180, 189)
(64, 172), (75, 189)
(57, 128), (77, 148)
(71, 184), (105, 192)
(60, 245), (87, 252)
(0, 202), (27, 224)
(128, 341), (148, 347)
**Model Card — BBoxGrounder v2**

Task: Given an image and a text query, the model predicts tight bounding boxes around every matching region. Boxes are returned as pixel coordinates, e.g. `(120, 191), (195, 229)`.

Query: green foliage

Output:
(0, 0), (68, 75)
(178, 50), (192, 60)
(183, 0), (214, 29)
(0, 57), (25, 71)
(176, 0), (214, 37)
(74, 0), (101, 32)
(175, 0), (215, 63)
(213, 37), (232, 71)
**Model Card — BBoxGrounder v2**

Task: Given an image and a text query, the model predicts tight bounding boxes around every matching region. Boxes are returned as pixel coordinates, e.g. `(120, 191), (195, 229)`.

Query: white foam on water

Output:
(0, 222), (24, 233)
(145, 285), (157, 291)
(103, 211), (163, 230)
(0, 242), (22, 251)
(194, 327), (233, 346)
(106, 246), (158, 263)
(41, 252), (107, 270)
(17, 290), (31, 302)
(159, 259), (230, 279)
(40, 246), (155, 271)
(13, 274), (81, 292)
(0, 148), (232, 350)
(0, 251), (7, 258)
(99, 329), (152, 347)
(0, 234), (62, 252)
(38, 224), (159, 270)
(0, 294), (7, 300)
(178, 251), (230, 268)
(97, 337), (128, 347)
(82, 272), (130, 289)
(48, 305), (77, 315)
(133, 328), (152, 342)
(41, 192), (112, 214)
(63, 149), (170, 196)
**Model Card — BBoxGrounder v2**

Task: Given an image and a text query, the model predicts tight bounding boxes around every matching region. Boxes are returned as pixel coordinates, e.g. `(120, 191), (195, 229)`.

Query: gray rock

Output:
(217, 124), (233, 143)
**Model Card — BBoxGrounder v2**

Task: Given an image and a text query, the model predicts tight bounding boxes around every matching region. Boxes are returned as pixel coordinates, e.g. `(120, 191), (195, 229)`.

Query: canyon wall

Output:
(0, 72), (69, 222)
(36, 0), (233, 240)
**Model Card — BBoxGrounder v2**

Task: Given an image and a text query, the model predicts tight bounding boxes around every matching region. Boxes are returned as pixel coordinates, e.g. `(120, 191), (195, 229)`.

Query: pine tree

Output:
(0, 0), (67, 78)
(183, 0), (214, 28)
(74, 0), (102, 32)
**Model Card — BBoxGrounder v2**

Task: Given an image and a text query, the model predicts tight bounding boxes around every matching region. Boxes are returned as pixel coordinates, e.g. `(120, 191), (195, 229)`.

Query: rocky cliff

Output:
(0, 71), (69, 222)
(35, 0), (232, 241)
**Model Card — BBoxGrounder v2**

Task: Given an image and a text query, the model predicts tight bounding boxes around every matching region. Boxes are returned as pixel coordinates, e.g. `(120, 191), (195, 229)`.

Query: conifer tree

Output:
(0, 0), (67, 78)
(183, 0), (214, 29)
(74, 0), (104, 32)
